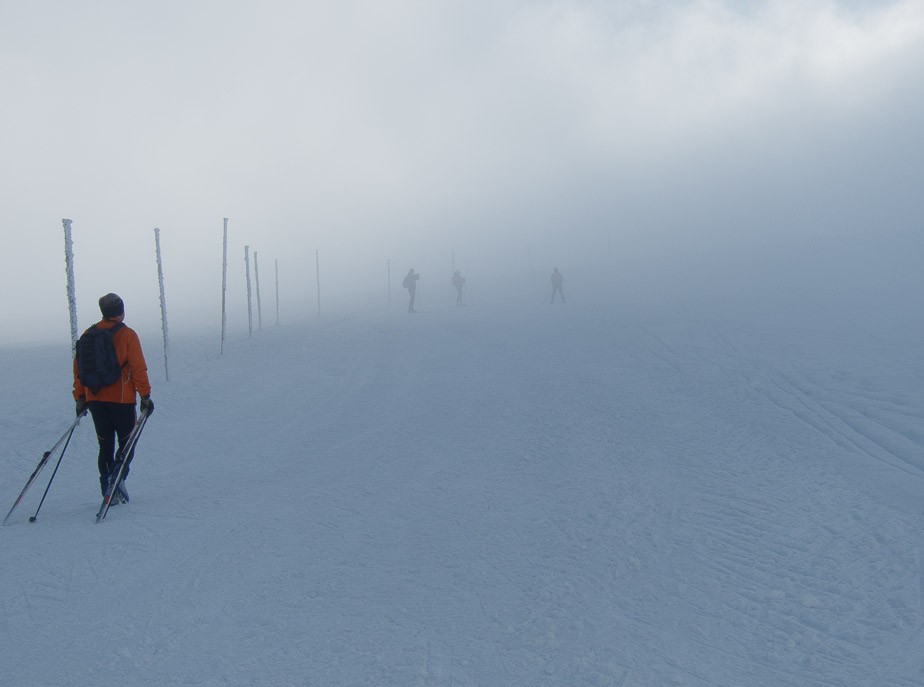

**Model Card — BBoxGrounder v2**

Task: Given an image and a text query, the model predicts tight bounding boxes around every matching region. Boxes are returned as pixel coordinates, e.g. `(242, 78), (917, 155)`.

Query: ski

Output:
(2, 415), (84, 526)
(95, 409), (151, 523)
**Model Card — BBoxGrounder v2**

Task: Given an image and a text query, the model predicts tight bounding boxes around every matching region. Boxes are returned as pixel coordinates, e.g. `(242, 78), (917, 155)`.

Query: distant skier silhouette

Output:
(452, 270), (466, 306)
(550, 267), (565, 304)
(403, 268), (419, 313)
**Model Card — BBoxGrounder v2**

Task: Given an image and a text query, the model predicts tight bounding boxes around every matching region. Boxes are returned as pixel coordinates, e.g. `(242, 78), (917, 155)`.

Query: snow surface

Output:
(3, 298), (924, 686)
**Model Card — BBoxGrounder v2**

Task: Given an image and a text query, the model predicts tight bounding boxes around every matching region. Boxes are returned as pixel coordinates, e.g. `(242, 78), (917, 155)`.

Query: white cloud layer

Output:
(2, 0), (923, 341)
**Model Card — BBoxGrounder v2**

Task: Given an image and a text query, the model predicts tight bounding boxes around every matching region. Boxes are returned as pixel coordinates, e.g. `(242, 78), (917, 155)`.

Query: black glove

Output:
(140, 395), (155, 416)
(75, 397), (87, 417)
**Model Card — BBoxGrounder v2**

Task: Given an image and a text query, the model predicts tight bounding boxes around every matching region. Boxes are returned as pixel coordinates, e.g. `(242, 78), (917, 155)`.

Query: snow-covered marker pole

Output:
(245, 245), (253, 336)
(254, 250), (263, 331)
(220, 218), (229, 355)
(275, 258), (280, 326)
(316, 249), (321, 317)
(62, 218), (78, 352)
(154, 227), (170, 381)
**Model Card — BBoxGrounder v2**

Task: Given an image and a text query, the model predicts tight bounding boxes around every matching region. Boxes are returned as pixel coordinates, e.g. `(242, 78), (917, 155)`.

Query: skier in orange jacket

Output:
(73, 293), (154, 499)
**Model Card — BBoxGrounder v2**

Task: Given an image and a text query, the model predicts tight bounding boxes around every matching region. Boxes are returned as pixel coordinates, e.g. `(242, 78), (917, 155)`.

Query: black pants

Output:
(88, 401), (137, 492)
(551, 285), (564, 303)
(408, 289), (416, 312)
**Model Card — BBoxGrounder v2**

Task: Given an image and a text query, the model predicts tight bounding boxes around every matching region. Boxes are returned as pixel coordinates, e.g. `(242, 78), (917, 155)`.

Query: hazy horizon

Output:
(3, 0), (922, 344)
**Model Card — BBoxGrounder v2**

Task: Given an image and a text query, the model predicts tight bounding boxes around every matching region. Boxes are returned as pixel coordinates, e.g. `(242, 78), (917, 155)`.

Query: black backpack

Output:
(75, 322), (125, 392)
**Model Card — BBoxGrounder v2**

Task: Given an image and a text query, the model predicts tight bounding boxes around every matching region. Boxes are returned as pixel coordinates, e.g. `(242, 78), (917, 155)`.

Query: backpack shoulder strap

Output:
(95, 320), (124, 338)
(109, 322), (126, 364)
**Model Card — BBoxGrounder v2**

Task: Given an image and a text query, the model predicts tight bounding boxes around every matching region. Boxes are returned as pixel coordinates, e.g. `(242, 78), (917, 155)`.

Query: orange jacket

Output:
(73, 319), (152, 404)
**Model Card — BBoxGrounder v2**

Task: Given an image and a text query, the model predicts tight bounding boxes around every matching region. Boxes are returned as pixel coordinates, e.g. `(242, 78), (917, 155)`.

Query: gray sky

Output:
(3, 0), (923, 343)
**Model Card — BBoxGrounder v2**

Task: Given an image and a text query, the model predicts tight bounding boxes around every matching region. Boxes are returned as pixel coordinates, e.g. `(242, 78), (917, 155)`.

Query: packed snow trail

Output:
(2, 303), (924, 686)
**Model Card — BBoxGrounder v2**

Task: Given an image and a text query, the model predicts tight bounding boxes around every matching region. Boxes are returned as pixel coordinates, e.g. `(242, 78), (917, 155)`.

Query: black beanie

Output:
(99, 293), (124, 318)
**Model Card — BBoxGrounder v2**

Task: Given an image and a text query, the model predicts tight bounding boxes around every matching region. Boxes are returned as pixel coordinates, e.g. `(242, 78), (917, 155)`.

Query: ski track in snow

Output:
(2, 303), (924, 686)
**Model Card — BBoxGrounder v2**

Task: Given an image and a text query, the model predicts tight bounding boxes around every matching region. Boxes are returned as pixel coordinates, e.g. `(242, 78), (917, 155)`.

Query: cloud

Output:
(1, 0), (923, 341)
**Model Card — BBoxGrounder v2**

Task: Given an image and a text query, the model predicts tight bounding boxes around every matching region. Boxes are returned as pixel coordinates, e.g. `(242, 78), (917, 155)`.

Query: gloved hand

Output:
(76, 397), (87, 417)
(140, 395), (155, 416)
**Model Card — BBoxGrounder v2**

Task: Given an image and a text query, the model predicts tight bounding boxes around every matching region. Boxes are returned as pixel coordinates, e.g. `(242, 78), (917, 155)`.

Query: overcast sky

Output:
(2, 0), (923, 343)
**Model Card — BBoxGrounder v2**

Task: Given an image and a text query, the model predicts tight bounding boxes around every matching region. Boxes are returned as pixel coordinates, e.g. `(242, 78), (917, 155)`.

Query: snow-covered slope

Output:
(2, 301), (924, 686)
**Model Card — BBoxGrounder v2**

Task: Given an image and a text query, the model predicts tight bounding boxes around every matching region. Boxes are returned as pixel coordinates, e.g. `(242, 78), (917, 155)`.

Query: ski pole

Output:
(29, 419), (80, 523)
(2, 414), (83, 526)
